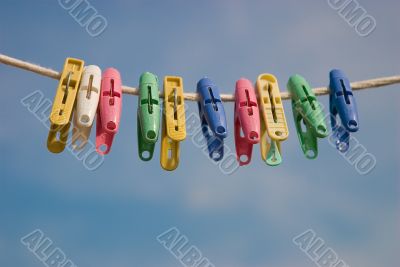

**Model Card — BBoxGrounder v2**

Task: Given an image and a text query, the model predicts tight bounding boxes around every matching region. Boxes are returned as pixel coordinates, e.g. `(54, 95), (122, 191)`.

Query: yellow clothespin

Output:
(160, 76), (186, 171)
(256, 74), (289, 166)
(47, 58), (85, 153)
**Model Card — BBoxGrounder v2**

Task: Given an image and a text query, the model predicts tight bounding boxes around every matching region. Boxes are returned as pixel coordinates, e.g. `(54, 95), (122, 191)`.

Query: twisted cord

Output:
(1, 53), (399, 101)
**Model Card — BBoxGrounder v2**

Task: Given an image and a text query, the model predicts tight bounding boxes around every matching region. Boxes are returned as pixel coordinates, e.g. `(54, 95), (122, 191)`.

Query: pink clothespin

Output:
(234, 78), (260, 166)
(96, 68), (122, 155)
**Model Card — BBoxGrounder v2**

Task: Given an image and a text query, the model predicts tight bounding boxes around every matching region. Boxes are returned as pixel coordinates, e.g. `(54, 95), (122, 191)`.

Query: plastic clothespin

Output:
(329, 69), (359, 152)
(197, 77), (228, 161)
(137, 72), (160, 161)
(96, 68), (122, 155)
(256, 74), (289, 166)
(47, 58), (85, 153)
(72, 65), (101, 150)
(160, 76), (186, 171)
(287, 74), (328, 159)
(234, 78), (260, 166)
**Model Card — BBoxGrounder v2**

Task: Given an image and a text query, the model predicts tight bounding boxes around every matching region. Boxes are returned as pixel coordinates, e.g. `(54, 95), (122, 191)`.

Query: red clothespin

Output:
(96, 68), (122, 155)
(234, 78), (260, 166)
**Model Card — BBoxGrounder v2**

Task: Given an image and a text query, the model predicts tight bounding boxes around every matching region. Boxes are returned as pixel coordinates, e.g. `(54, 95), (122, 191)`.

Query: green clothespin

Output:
(287, 74), (328, 159)
(137, 72), (160, 161)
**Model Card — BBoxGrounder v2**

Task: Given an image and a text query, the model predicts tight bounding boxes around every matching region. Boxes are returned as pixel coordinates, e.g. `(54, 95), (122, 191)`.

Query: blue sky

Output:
(0, 0), (399, 266)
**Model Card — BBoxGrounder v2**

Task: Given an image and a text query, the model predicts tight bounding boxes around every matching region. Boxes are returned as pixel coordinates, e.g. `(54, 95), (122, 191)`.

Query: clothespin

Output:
(96, 68), (122, 155)
(287, 74), (328, 159)
(160, 76), (186, 170)
(329, 69), (359, 152)
(234, 78), (260, 166)
(47, 58), (84, 153)
(72, 65), (101, 150)
(137, 72), (160, 161)
(197, 77), (228, 161)
(256, 74), (289, 166)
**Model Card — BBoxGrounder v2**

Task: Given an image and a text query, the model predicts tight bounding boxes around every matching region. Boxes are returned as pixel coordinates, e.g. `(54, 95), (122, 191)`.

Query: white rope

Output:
(1, 53), (399, 101)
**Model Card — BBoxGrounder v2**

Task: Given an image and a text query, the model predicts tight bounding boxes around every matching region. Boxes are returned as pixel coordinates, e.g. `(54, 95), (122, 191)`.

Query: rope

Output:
(1, 53), (399, 101)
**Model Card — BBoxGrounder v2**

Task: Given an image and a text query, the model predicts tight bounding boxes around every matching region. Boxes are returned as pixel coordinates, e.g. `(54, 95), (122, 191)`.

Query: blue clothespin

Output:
(329, 69), (359, 152)
(197, 77), (228, 161)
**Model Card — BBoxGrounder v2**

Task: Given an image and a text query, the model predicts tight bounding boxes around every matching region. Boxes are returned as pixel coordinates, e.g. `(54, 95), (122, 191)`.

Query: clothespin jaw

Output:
(160, 76), (186, 171)
(234, 78), (260, 166)
(256, 74), (289, 166)
(96, 68), (122, 155)
(72, 65), (101, 150)
(197, 77), (228, 161)
(137, 72), (160, 161)
(329, 69), (359, 152)
(47, 58), (85, 153)
(287, 74), (328, 159)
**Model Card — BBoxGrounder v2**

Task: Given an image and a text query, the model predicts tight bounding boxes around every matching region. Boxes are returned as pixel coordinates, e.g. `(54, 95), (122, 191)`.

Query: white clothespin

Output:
(72, 65), (102, 150)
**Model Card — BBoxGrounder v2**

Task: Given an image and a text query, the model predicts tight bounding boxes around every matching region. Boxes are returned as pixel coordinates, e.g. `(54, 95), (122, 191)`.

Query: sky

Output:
(0, 0), (399, 267)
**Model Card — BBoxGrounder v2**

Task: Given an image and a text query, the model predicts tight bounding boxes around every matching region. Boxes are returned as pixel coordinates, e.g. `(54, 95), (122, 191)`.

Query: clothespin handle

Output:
(138, 114), (156, 161)
(197, 78), (228, 139)
(72, 65), (101, 151)
(293, 113), (319, 159)
(256, 74), (289, 166)
(329, 69), (359, 152)
(197, 77), (228, 162)
(160, 76), (187, 170)
(137, 72), (160, 161)
(289, 75), (328, 137)
(200, 118), (225, 161)
(160, 118), (180, 169)
(234, 78), (260, 166)
(260, 121), (282, 166)
(287, 74), (328, 159)
(75, 65), (101, 128)
(96, 68), (122, 155)
(47, 58), (85, 153)
(329, 69), (359, 132)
